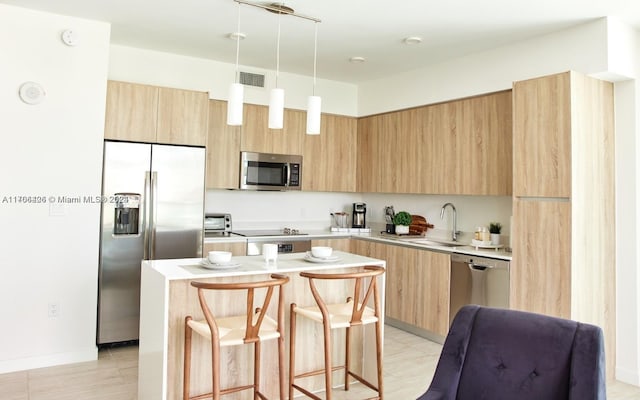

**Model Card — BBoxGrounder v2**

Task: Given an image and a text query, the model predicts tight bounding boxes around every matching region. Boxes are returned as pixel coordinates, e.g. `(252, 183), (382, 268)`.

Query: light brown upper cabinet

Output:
(513, 73), (571, 197)
(240, 104), (303, 155)
(510, 71), (615, 379)
(104, 80), (208, 146)
(156, 87), (208, 146)
(302, 113), (357, 192)
(206, 100), (241, 189)
(104, 81), (158, 142)
(357, 90), (512, 195)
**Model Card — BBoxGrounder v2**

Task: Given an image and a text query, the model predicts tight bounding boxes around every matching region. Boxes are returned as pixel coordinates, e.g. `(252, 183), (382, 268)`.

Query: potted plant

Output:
(489, 222), (502, 245)
(393, 211), (412, 234)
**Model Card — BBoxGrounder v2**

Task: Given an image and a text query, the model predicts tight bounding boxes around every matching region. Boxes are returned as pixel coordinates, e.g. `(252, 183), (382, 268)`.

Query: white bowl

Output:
(208, 251), (232, 264)
(311, 246), (333, 258)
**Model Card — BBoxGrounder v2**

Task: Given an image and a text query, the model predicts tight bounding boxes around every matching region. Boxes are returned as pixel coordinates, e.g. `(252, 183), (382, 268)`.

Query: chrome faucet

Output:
(440, 202), (458, 241)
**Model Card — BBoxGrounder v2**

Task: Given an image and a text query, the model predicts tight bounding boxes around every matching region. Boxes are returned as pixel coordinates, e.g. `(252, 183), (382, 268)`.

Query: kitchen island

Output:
(137, 251), (386, 400)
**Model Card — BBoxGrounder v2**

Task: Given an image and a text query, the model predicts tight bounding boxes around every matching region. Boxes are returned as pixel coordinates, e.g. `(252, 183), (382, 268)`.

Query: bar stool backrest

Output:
(190, 273), (290, 343)
(299, 266), (385, 325)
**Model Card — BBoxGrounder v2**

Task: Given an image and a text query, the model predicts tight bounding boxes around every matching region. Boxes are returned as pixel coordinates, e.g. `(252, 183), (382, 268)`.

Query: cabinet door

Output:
(104, 81), (158, 142)
(510, 198), (571, 318)
(203, 241), (246, 256)
(356, 111), (413, 193)
(455, 91), (513, 195)
(205, 100), (241, 189)
(241, 104), (303, 155)
(513, 73), (571, 197)
(156, 87), (208, 146)
(387, 246), (449, 336)
(356, 115), (382, 192)
(303, 114), (357, 192)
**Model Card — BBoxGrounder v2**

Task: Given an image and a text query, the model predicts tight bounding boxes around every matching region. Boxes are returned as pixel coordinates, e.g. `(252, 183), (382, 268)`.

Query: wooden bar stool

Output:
(183, 273), (289, 400)
(289, 266), (385, 400)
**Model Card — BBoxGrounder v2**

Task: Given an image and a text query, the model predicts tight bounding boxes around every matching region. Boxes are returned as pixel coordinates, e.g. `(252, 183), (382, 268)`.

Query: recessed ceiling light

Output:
(227, 32), (247, 40)
(349, 56), (366, 63)
(403, 36), (422, 45)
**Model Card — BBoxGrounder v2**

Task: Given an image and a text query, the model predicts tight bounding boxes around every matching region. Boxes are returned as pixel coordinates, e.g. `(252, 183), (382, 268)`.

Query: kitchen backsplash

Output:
(205, 190), (513, 237)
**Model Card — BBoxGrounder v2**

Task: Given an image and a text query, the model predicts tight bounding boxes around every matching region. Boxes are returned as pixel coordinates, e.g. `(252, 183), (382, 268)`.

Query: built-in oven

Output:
(449, 254), (510, 325)
(240, 151), (302, 191)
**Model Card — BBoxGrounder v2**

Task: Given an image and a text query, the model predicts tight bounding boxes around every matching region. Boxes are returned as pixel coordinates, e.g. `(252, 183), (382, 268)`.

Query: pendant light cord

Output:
(312, 22), (318, 96)
(275, 9), (281, 88)
(234, 3), (241, 83)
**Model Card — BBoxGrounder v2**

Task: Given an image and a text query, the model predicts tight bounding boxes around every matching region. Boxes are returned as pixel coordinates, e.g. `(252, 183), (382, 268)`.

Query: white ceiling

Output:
(2, 0), (639, 83)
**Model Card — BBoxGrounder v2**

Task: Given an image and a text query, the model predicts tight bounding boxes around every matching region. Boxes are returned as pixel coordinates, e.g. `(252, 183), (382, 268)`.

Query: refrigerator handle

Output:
(150, 171), (158, 259)
(143, 171), (151, 260)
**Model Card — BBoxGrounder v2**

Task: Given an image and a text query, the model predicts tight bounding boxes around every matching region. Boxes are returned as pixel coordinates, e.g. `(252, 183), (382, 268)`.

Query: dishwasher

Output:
(449, 254), (510, 325)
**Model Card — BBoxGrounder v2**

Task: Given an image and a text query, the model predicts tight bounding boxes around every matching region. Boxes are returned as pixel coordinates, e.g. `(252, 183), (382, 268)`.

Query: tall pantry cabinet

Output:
(510, 71), (615, 378)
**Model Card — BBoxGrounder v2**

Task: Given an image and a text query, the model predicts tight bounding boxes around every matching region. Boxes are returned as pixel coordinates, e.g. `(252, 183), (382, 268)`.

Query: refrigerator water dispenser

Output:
(113, 193), (140, 235)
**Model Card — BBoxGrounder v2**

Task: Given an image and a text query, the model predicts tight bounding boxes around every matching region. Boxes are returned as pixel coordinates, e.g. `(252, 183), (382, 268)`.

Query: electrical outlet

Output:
(48, 302), (59, 318)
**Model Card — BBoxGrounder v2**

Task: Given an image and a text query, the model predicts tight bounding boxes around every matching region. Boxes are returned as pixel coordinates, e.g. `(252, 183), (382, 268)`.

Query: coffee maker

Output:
(352, 202), (367, 228)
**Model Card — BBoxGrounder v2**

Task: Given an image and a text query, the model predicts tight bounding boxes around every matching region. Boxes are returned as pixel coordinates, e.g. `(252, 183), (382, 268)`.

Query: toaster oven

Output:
(204, 213), (232, 234)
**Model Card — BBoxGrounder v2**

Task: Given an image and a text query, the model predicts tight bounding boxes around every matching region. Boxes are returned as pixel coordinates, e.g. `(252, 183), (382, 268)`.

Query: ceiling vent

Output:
(239, 71), (265, 88)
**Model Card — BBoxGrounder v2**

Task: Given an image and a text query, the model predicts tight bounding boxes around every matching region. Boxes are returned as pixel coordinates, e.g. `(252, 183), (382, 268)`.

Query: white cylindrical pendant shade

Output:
(306, 95), (322, 135)
(268, 88), (285, 129)
(226, 83), (244, 126)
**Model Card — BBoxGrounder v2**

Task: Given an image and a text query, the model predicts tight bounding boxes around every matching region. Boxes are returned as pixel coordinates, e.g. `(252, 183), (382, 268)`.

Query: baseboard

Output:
(0, 348), (98, 374)
(615, 366), (640, 386)
(385, 317), (445, 344)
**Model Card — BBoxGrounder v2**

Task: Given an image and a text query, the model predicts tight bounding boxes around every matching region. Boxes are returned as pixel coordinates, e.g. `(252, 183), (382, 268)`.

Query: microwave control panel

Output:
(289, 163), (300, 187)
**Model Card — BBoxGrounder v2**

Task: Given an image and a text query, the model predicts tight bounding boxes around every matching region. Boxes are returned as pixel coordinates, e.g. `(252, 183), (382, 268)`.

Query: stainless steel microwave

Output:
(240, 151), (302, 191)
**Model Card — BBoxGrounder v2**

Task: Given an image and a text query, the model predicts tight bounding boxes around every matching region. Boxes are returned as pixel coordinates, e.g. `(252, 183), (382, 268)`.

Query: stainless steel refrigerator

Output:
(97, 141), (205, 345)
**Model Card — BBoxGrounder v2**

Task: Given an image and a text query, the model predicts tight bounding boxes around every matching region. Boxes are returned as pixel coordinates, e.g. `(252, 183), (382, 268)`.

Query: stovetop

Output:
(231, 228), (308, 237)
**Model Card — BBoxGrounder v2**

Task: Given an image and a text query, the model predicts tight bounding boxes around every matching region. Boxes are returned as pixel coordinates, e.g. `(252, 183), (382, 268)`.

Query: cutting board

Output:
(409, 215), (433, 236)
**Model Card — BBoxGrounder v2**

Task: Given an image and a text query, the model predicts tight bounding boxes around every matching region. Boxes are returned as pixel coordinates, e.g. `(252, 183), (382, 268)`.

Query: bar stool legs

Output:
(182, 274), (289, 400)
(289, 266), (385, 400)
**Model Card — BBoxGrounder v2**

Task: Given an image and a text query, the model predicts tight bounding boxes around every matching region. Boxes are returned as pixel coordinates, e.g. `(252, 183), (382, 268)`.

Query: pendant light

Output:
(232, 0), (321, 130)
(306, 22), (321, 135)
(227, 3), (244, 126)
(268, 8), (284, 129)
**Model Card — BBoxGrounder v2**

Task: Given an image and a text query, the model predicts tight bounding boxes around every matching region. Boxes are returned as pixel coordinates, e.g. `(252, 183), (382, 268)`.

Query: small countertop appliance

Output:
(352, 202), (366, 228)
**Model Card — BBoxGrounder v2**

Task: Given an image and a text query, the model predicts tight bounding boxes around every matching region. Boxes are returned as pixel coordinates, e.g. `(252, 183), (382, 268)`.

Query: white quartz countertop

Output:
(204, 229), (512, 261)
(142, 251), (385, 280)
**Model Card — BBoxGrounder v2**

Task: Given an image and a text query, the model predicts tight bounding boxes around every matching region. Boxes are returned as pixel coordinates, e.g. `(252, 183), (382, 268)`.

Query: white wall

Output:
(0, 5), (110, 373)
(108, 45), (359, 116)
(205, 190), (363, 230)
(357, 18), (610, 116)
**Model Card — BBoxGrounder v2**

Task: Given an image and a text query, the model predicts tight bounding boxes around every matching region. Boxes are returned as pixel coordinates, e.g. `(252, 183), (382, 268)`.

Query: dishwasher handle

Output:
(468, 263), (492, 271)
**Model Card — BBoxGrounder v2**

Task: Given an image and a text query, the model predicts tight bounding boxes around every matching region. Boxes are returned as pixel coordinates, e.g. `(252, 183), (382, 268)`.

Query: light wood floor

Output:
(1, 325), (639, 399)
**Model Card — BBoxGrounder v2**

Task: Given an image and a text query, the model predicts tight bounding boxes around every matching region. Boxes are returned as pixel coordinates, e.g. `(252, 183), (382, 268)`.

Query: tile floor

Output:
(1, 325), (639, 399)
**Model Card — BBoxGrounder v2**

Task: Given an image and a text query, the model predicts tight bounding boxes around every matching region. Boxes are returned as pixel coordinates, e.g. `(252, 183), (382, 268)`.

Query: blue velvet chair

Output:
(418, 305), (606, 400)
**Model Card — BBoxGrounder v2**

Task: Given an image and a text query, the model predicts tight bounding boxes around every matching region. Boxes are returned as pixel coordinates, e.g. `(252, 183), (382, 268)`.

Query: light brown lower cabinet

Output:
(352, 239), (450, 337)
(203, 241), (247, 256)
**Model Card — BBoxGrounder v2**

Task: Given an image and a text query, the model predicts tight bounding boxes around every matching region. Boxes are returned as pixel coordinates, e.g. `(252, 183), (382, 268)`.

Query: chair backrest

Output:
(299, 266), (385, 325)
(191, 274), (290, 343)
(420, 305), (606, 400)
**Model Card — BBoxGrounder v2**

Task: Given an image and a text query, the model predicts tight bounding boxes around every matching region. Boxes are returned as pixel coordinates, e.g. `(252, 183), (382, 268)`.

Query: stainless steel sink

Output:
(406, 239), (463, 247)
